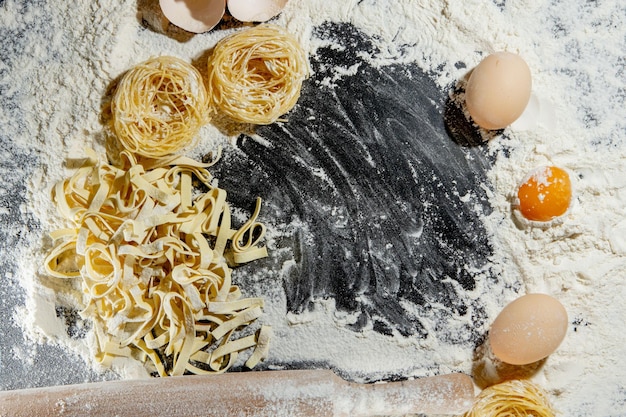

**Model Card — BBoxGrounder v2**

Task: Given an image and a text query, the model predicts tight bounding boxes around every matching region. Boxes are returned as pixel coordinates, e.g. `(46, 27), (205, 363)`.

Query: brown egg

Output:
(489, 294), (568, 365)
(465, 52), (532, 130)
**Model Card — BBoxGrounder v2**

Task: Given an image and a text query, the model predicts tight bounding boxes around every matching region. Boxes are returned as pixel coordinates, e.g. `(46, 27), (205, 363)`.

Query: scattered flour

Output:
(1, 0), (625, 416)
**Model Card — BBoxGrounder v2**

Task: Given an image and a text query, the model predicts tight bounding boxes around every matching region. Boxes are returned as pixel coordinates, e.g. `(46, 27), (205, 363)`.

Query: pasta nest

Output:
(111, 56), (210, 158)
(463, 379), (556, 417)
(207, 24), (309, 125)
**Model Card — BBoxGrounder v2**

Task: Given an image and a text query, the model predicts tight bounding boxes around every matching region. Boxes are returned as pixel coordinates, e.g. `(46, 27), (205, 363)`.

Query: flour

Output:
(1, 0), (625, 415)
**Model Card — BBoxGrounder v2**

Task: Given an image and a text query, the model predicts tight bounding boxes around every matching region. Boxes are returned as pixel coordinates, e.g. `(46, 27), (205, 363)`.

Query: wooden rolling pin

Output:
(0, 370), (474, 417)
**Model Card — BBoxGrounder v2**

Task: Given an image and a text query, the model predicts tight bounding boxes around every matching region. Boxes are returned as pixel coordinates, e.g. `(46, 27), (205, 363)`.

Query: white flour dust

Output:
(0, 0), (625, 416)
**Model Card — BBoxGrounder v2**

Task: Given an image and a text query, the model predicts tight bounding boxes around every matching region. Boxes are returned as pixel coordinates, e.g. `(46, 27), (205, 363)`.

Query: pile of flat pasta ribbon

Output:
(463, 379), (556, 417)
(45, 149), (270, 376)
(207, 24), (309, 125)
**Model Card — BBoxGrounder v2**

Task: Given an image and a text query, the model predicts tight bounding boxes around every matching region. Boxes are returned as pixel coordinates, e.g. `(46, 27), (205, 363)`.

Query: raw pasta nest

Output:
(111, 56), (210, 158)
(45, 150), (270, 376)
(463, 379), (556, 417)
(207, 24), (309, 125)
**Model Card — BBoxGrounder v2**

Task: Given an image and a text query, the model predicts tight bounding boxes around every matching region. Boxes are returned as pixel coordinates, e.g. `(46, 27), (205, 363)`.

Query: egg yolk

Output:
(517, 166), (572, 222)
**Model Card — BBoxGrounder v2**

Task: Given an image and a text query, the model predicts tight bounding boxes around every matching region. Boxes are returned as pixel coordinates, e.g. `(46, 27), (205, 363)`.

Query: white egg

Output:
(227, 0), (288, 22)
(159, 0), (225, 34)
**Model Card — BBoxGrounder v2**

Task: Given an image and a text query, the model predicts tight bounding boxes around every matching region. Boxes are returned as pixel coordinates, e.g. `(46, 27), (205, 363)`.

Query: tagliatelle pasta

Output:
(207, 24), (309, 125)
(463, 379), (556, 417)
(45, 149), (270, 376)
(111, 56), (210, 158)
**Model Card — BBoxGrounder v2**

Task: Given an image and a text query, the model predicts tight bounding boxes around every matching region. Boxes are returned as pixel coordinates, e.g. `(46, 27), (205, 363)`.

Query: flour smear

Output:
(0, 0), (625, 416)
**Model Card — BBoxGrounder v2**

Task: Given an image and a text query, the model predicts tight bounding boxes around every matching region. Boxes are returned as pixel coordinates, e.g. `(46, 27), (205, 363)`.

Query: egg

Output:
(159, 0), (225, 34)
(516, 166), (572, 222)
(227, 0), (288, 22)
(465, 52), (532, 130)
(489, 294), (568, 365)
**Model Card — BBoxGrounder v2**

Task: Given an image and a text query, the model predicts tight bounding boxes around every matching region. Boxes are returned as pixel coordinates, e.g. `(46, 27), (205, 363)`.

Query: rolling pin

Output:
(0, 370), (474, 417)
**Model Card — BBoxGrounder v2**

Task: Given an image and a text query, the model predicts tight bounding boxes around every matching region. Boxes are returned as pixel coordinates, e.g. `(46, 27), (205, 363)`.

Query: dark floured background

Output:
(213, 22), (495, 344)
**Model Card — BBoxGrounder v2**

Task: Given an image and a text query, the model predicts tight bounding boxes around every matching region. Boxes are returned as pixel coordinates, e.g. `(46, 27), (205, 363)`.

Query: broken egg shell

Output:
(227, 0), (288, 22)
(159, 0), (225, 34)
(489, 293), (568, 366)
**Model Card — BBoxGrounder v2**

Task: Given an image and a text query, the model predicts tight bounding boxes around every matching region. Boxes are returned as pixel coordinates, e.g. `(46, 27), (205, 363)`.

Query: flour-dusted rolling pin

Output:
(0, 369), (474, 416)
